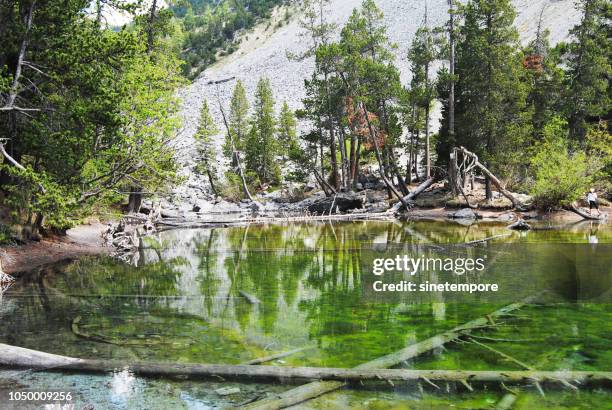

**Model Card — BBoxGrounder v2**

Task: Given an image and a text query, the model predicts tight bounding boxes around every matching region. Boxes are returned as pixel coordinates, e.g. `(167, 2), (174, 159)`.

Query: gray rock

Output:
(453, 208), (478, 219)
(215, 387), (240, 396)
(498, 212), (516, 222)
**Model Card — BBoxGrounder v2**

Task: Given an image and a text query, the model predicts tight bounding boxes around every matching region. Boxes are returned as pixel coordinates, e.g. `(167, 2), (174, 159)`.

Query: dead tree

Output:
(454, 147), (524, 210)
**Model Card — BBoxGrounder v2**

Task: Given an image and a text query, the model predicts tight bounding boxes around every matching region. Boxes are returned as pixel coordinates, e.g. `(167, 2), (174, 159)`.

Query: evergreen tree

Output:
(0, 0), (182, 234)
(277, 102), (298, 158)
(564, 0), (611, 143)
(408, 24), (440, 178)
(449, 0), (529, 199)
(245, 78), (280, 184)
(194, 100), (220, 194)
(523, 30), (565, 142)
(225, 79), (250, 157)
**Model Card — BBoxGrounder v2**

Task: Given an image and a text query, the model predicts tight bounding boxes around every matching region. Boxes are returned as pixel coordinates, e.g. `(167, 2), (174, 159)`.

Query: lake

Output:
(0, 220), (610, 409)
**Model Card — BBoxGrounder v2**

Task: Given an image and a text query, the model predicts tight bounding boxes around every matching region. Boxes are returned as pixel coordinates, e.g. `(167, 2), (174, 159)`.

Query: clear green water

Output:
(0, 220), (610, 409)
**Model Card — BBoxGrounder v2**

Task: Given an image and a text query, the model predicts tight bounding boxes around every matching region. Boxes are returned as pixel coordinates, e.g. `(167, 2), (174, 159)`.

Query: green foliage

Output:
(244, 77), (280, 185)
(224, 80), (250, 157)
(439, 0), (530, 185)
(529, 118), (595, 207)
(194, 100), (219, 166)
(0, 1), (183, 232)
(172, 0), (287, 77)
(277, 101), (298, 155)
(563, 0), (611, 142)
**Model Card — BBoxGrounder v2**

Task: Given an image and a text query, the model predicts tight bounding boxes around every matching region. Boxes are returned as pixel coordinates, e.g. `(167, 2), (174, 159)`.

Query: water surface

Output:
(0, 220), (610, 409)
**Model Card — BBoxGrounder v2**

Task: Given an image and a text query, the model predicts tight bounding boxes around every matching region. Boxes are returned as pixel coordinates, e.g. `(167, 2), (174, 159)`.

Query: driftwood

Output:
(71, 316), (161, 346)
(388, 177), (435, 213)
(0, 344), (609, 387)
(244, 293), (544, 409)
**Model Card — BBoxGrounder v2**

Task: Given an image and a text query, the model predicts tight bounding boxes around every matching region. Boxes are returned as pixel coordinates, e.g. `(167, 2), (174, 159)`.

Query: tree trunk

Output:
(567, 203), (607, 220)
(128, 186), (143, 214)
(206, 168), (218, 196)
(147, 0), (158, 53)
(456, 147), (523, 210)
(388, 177), (434, 213)
(2, 343), (610, 387)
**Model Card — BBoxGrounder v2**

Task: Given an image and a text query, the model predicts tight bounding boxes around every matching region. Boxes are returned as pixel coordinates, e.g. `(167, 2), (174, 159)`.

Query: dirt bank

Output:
(0, 222), (108, 275)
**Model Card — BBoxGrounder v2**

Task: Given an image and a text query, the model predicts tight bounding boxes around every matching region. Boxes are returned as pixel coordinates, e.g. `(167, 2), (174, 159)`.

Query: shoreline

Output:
(0, 223), (109, 275)
(0, 207), (607, 276)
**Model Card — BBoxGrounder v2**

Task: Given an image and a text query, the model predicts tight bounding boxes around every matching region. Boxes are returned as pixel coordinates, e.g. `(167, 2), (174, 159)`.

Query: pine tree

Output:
(225, 79), (249, 157)
(451, 0), (529, 199)
(194, 100), (220, 194)
(277, 101), (298, 158)
(408, 23), (439, 178)
(564, 0), (611, 143)
(245, 78), (280, 185)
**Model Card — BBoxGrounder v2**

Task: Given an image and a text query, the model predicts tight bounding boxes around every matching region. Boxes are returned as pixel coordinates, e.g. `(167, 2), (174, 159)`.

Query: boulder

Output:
(451, 208), (479, 219)
(508, 219), (531, 230)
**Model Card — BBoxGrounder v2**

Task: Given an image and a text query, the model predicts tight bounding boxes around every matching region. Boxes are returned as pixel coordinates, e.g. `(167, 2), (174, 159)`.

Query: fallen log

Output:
(244, 293), (545, 409)
(388, 177), (435, 213)
(567, 203), (607, 220)
(0, 344), (609, 387)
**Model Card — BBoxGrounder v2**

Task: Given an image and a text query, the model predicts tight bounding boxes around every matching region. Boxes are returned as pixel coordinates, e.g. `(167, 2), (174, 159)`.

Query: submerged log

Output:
(307, 193), (365, 215)
(388, 177), (435, 213)
(241, 346), (314, 366)
(0, 343), (609, 387)
(244, 293), (545, 410)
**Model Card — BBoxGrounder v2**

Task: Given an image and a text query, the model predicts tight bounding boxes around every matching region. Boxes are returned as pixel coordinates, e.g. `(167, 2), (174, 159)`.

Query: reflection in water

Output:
(0, 220), (610, 408)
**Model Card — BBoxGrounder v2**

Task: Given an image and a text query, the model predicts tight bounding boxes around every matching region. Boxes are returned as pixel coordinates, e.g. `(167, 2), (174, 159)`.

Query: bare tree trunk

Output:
(128, 186), (143, 213)
(337, 126), (349, 190)
(5, 1), (35, 109)
(456, 147), (523, 209)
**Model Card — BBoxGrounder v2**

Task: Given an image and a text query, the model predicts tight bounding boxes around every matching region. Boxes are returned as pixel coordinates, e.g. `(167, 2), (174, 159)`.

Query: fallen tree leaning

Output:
(0, 344), (609, 387)
(388, 177), (435, 213)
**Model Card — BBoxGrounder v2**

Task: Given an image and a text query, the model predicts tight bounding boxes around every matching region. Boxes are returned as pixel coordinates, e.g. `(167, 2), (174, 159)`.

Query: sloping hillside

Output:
(171, 0), (581, 204)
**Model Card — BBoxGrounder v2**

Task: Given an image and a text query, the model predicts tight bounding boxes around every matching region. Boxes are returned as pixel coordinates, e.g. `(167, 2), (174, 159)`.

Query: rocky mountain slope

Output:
(169, 0), (581, 211)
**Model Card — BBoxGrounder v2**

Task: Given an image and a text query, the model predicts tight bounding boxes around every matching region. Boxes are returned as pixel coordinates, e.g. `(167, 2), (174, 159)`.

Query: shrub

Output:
(529, 118), (598, 208)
